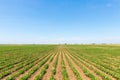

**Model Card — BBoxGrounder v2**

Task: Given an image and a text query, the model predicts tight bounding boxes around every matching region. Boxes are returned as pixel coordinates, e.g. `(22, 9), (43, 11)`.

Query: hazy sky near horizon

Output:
(0, 0), (120, 44)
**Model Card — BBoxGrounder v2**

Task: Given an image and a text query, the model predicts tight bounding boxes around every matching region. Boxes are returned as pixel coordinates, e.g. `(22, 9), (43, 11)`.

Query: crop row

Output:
(64, 52), (82, 80)
(67, 47), (120, 80)
(69, 51), (111, 80)
(61, 52), (69, 80)
(20, 53), (53, 80)
(6, 52), (53, 80)
(49, 53), (59, 80)
(1, 48), (56, 80)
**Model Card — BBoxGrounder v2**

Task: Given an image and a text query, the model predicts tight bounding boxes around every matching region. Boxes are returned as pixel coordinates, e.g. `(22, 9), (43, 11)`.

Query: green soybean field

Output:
(0, 44), (120, 80)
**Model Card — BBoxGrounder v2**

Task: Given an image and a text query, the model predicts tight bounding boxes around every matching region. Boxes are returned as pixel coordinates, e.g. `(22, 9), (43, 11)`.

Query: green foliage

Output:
(1, 44), (120, 80)
(0, 45), (56, 80)
(48, 54), (58, 80)
(35, 64), (49, 80)
(66, 45), (120, 80)
(65, 54), (82, 80)
(61, 60), (69, 80)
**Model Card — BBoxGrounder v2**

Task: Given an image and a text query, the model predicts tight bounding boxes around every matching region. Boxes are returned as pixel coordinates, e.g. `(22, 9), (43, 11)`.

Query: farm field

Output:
(0, 44), (120, 80)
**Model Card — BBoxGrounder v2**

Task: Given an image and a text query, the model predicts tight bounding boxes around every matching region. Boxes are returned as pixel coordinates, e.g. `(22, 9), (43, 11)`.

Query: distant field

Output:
(0, 44), (120, 80)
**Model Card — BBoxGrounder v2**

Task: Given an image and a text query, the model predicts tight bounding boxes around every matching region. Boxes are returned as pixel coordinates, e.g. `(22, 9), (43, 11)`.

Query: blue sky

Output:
(0, 0), (120, 44)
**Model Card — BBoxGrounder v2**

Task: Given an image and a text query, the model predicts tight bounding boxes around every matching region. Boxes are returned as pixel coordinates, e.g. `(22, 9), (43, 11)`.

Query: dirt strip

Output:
(42, 51), (58, 80)
(72, 51), (116, 80)
(54, 48), (62, 80)
(62, 49), (76, 80)
(28, 53), (55, 80)
(15, 52), (52, 80)
(1, 57), (40, 80)
(64, 49), (90, 80)
(67, 51), (102, 80)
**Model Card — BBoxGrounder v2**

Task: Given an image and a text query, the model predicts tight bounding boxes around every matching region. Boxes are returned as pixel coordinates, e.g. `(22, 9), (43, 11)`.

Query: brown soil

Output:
(15, 56), (46, 80)
(54, 48), (62, 80)
(42, 52), (58, 80)
(76, 52), (116, 80)
(68, 52), (102, 80)
(1, 46), (116, 80)
(1, 49), (54, 80)
(1, 57), (41, 80)
(62, 50), (76, 80)
(64, 50), (90, 80)
(28, 53), (54, 80)
(83, 58), (116, 80)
